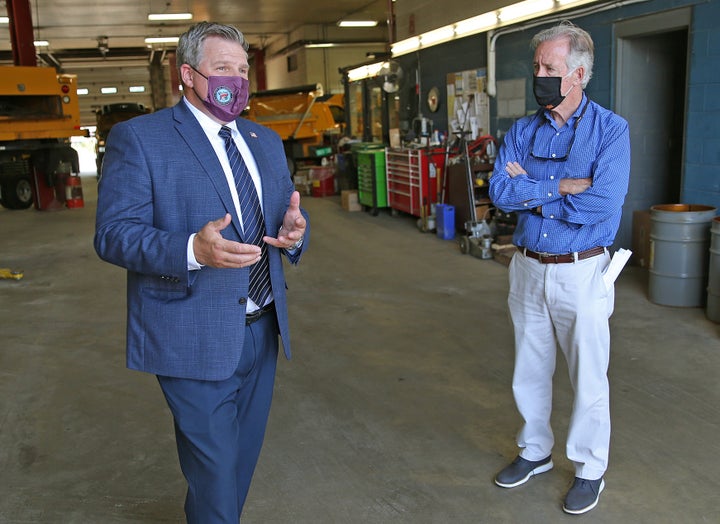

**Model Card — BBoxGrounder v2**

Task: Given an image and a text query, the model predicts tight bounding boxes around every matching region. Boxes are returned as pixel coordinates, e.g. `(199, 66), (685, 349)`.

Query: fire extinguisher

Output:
(65, 174), (84, 208)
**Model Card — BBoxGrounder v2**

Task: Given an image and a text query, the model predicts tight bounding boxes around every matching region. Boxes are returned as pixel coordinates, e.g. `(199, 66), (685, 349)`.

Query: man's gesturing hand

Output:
(194, 214), (261, 268)
(263, 191), (307, 250)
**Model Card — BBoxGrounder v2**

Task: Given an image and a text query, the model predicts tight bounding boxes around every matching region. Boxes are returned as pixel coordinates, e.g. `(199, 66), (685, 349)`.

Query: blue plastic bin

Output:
(436, 204), (455, 240)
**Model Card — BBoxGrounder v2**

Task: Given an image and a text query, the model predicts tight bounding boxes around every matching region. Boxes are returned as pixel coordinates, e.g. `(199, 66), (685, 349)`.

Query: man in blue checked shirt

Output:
(489, 21), (630, 515)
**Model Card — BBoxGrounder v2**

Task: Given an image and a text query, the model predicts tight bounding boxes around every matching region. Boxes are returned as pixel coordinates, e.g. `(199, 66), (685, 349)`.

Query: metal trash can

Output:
(707, 216), (720, 322)
(648, 204), (717, 307)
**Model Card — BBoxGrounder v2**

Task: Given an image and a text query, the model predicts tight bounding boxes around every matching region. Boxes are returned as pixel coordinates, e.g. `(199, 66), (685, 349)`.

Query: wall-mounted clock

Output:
(427, 86), (440, 113)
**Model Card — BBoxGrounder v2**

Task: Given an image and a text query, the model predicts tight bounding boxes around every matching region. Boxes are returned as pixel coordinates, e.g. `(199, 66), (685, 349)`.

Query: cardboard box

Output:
(295, 182), (312, 196)
(493, 246), (518, 267)
(495, 234), (514, 246)
(475, 204), (491, 221)
(389, 128), (401, 148)
(293, 170), (312, 196)
(341, 190), (362, 212)
(632, 209), (652, 267)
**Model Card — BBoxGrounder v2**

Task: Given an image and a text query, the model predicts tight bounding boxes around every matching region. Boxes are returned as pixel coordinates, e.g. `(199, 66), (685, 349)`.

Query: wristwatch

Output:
(279, 225), (304, 250)
(289, 236), (304, 250)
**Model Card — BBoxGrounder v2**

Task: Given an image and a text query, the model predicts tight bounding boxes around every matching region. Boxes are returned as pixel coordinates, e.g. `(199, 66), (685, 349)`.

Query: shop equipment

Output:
(356, 144), (388, 215)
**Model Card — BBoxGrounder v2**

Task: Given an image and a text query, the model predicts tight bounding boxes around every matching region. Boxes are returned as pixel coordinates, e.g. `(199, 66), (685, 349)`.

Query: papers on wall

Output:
(447, 68), (489, 141)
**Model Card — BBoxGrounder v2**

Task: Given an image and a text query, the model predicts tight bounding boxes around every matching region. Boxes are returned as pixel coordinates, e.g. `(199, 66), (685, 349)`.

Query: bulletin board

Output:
(447, 68), (490, 141)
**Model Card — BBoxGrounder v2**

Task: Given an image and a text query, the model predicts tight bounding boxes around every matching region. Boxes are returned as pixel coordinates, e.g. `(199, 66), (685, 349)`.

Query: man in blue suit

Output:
(95, 21), (309, 523)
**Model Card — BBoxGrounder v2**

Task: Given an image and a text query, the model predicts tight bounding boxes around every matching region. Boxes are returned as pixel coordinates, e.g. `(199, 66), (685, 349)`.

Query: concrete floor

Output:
(1, 176), (719, 524)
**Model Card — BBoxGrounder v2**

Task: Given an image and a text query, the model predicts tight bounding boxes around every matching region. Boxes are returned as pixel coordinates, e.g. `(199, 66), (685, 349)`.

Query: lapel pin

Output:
(249, 132), (258, 138)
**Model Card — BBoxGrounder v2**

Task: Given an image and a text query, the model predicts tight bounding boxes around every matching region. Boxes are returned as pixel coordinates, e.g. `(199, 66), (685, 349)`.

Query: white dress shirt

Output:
(183, 98), (264, 270)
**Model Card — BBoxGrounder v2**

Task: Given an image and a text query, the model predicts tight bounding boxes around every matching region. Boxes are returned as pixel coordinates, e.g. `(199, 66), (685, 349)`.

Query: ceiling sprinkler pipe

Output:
(487, 31), (497, 98)
(485, 0), (651, 98)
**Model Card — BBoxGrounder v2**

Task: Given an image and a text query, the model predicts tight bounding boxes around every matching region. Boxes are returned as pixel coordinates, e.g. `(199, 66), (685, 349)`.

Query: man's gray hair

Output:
(531, 20), (594, 88)
(177, 22), (248, 77)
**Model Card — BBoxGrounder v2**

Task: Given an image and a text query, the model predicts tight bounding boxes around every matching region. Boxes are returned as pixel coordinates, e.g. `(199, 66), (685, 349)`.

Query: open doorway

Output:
(71, 130), (98, 176)
(614, 8), (690, 250)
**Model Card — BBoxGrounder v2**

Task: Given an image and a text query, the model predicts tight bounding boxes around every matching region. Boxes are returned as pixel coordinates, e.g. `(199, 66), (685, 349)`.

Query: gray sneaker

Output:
(494, 455), (553, 488)
(562, 477), (605, 514)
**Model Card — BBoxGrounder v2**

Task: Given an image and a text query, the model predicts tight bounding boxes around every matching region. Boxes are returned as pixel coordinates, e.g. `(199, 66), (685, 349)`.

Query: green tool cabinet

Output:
(356, 148), (388, 216)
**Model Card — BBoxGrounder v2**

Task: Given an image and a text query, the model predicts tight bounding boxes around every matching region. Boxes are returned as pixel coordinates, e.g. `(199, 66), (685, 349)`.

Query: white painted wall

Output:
(264, 45), (387, 93)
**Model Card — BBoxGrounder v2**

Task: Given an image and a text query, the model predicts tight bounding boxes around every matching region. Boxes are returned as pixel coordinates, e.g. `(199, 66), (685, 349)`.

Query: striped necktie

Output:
(219, 125), (271, 307)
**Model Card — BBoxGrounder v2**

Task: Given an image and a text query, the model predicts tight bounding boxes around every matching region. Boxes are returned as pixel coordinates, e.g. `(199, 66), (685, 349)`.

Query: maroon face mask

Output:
(192, 67), (249, 121)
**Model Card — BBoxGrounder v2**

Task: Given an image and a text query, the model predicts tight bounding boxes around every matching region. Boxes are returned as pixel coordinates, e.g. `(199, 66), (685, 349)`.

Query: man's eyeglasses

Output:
(529, 98), (589, 162)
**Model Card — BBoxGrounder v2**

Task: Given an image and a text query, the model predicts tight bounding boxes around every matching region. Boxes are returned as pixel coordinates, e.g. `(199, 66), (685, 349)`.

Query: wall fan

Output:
(377, 61), (403, 93)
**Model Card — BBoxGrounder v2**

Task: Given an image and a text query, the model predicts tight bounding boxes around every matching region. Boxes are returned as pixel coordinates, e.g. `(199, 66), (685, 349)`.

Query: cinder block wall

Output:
(684, 0), (720, 208)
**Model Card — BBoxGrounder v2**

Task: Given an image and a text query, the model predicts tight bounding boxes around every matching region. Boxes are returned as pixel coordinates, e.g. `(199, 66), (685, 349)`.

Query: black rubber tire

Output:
(459, 236), (470, 254)
(1, 175), (33, 210)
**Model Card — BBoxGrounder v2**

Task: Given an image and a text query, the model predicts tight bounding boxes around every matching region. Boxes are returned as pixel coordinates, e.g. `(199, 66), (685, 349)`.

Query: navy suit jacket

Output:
(94, 100), (309, 380)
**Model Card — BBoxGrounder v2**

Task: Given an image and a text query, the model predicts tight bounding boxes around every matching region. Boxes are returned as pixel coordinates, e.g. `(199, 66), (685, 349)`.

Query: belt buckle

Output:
(246, 303), (274, 325)
(536, 251), (554, 264)
(539, 251), (571, 264)
(245, 308), (263, 325)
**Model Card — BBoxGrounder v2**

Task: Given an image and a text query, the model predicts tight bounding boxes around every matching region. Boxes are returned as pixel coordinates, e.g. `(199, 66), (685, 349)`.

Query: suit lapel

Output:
(172, 102), (245, 239)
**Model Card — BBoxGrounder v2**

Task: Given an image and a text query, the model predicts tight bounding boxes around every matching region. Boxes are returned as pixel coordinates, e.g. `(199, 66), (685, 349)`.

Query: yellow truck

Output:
(0, 66), (87, 209)
(94, 102), (151, 177)
(243, 83), (344, 174)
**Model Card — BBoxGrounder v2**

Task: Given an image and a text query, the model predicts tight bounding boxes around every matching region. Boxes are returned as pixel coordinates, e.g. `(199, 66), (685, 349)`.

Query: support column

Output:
(6, 0), (36, 66)
(252, 48), (267, 91)
(149, 50), (169, 109)
(168, 52), (181, 103)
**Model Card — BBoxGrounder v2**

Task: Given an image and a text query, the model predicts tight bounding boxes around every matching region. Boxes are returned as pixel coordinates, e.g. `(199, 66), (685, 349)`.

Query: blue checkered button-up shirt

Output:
(489, 94), (630, 254)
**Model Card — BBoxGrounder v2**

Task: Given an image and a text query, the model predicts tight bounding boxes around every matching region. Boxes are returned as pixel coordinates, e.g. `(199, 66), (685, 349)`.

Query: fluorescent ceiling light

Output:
(34, 40), (49, 47)
(305, 43), (336, 48)
(101, 87), (117, 94)
(421, 26), (454, 46)
(148, 13), (192, 21)
(389, 0), (602, 58)
(347, 62), (385, 82)
(347, 67), (367, 82)
(129, 86), (146, 93)
(499, 0), (555, 23)
(455, 13), (498, 36)
(0, 16), (9, 23)
(145, 36), (180, 44)
(338, 20), (378, 27)
(391, 36), (420, 56)
(77, 88), (89, 95)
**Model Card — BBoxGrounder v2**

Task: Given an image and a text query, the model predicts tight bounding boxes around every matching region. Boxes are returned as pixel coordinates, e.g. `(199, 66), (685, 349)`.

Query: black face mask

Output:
(533, 76), (565, 109)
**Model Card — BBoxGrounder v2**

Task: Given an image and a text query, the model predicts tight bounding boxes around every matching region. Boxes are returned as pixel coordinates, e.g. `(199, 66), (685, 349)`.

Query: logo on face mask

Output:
(213, 86), (234, 106)
(191, 66), (250, 122)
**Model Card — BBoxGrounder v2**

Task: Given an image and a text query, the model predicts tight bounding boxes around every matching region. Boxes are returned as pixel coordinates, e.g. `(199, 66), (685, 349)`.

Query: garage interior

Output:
(2, 0), (720, 522)
(2, 184), (719, 523)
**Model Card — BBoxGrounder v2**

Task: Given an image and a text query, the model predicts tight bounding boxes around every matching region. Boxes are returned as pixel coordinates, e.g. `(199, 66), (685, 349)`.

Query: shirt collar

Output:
(182, 97), (238, 136)
(541, 92), (588, 128)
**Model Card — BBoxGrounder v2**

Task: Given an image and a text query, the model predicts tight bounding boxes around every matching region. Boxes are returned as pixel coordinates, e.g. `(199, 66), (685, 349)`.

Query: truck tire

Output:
(1, 175), (33, 210)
